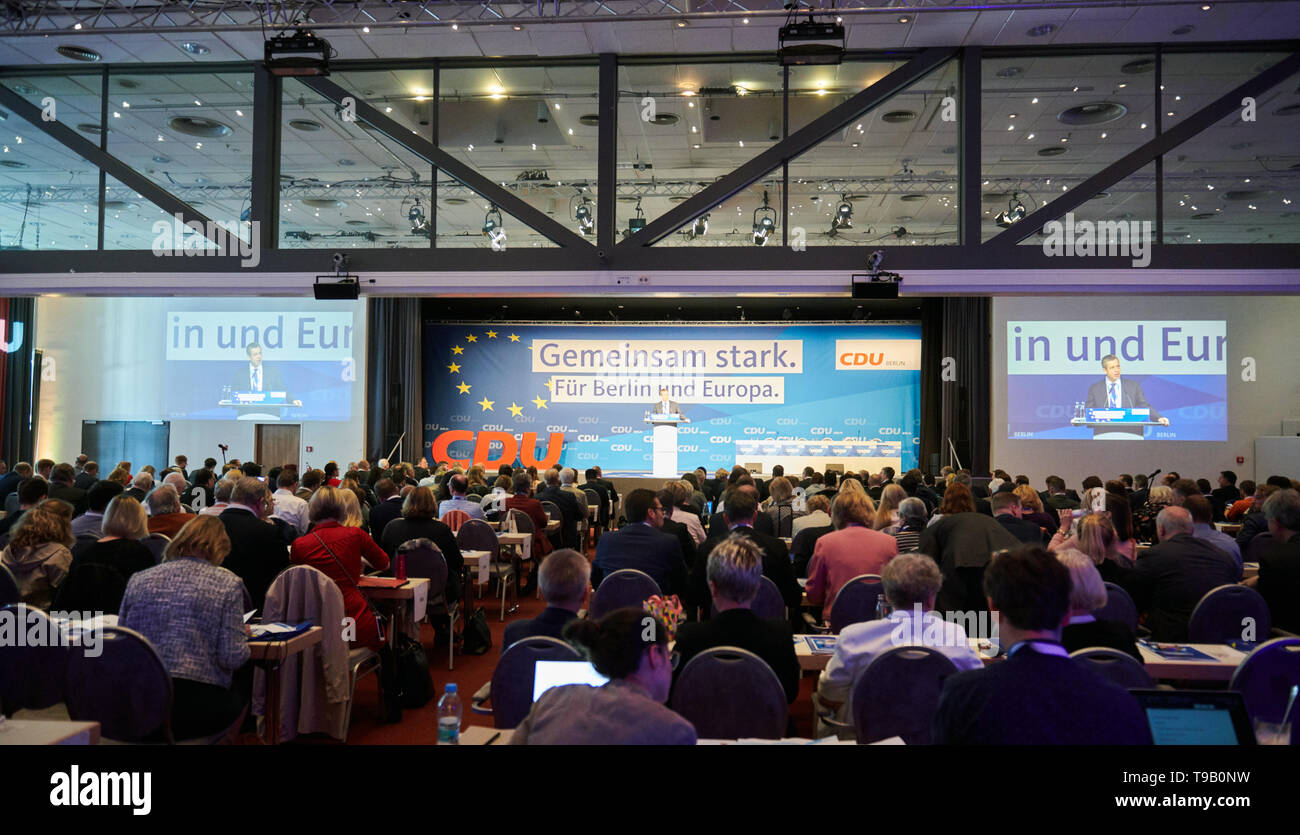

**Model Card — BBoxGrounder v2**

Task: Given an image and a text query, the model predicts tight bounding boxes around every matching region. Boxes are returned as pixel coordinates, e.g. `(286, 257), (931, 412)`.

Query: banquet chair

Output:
(1188, 584), (1271, 643)
(64, 625), (175, 743)
(849, 646), (960, 744)
(0, 604), (69, 714)
(590, 568), (662, 620)
(471, 635), (582, 729)
(671, 646), (787, 739)
(1070, 647), (1155, 689)
(1093, 582), (1140, 635)
(440, 509), (471, 533)
(711, 576), (785, 621)
(457, 519), (514, 621)
(827, 574), (884, 634)
(1229, 637), (1300, 744)
(396, 538), (458, 670)
(142, 532), (171, 565)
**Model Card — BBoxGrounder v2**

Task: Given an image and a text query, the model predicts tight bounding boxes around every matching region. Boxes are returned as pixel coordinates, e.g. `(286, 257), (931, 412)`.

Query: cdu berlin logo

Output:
(449, 414), (472, 423)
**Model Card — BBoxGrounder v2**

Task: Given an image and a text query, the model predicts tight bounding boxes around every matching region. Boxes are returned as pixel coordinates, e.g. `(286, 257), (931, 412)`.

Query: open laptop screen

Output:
(1132, 690), (1256, 745)
(532, 660), (609, 702)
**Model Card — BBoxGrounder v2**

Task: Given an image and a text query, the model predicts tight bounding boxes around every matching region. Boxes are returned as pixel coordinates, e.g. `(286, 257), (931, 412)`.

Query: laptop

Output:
(532, 660), (609, 702)
(1132, 690), (1257, 745)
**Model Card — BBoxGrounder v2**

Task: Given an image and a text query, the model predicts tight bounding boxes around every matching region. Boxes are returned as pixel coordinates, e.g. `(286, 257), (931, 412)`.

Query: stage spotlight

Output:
(482, 204), (506, 248)
(832, 197), (853, 230)
(265, 30), (331, 77)
(628, 196), (646, 234)
(778, 15), (845, 66)
(994, 193), (1027, 227)
(408, 198), (428, 235)
(689, 213), (709, 240)
(574, 197), (594, 235)
(752, 190), (776, 245)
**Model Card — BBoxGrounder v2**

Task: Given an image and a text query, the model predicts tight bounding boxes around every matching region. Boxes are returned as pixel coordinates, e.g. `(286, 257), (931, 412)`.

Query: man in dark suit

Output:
(0, 477), (47, 539)
(1128, 473), (1151, 512)
(582, 468), (613, 529)
(657, 489), (699, 572)
(173, 455), (190, 481)
(932, 546), (1152, 744)
(649, 386), (683, 416)
(502, 548), (588, 653)
(1084, 354), (1169, 437)
(231, 342), (286, 394)
(47, 463), (88, 517)
(991, 491), (1043, 544)
(1210, 470), (1243, 522)
(73, 461), (99, 491)
(592, 489), (686, 595)
(367, 478), (403, 543)
(673, 534), (800, 704)
(535, 468), (583, 551)
(688, 487), (800, 623)
(1251, 489), (1300, 634)
(218, 477), (291, 610)
(592, 467), (619, 516)
(1042, 476), (1079, 511)
(0, 462), (31, 505)
(1122, 506), (1239, 642)
(918, 506), (1021, 614)
(183, 468), (216, 511)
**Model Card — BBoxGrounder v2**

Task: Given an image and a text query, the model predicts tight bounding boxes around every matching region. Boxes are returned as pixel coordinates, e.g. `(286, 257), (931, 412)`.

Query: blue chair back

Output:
(64, 625), (173, 743)
(590, 568), (662, 620)
(397, 538), (448, 602)
(1229, 637), (1300, 743)
(1069, 647), (1155, 689)
(1188, 584), (1271, 643)
(142, 533), (170, 565)
(456, 518), (498, 553)
(711, 576), (785, 621)
(672, 646), (787, 739)
(491, 636), (581, 729)
(851, 645), (959, 745)
(828, 574), (883, 633)
(0, 604), (69, 713)
(1094, 582), (1139, 634)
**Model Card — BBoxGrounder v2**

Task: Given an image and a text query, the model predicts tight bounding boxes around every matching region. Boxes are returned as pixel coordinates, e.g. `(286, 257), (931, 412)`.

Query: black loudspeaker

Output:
(313, 280), (360, 300)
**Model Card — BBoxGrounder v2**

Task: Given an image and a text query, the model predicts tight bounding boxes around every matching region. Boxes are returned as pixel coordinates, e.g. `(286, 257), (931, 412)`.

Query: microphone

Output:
(1146, 468), (1161, 482)
(218, 443), (229, 452)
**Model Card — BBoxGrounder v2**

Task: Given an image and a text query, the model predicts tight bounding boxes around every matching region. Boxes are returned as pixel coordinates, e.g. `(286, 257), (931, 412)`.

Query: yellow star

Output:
(466, 334), (478, 343)
(477, 397), (495, 411)
(544, 379), (554, 391)
(531, 395), (548, 409)
(507, 402), (524, 418)
(456, 382), (471, 394)
(508, 333), (520, 342)
(447, 362), (461, 374)
(451, 345), (464, 355)
(486, 330), (498, 339)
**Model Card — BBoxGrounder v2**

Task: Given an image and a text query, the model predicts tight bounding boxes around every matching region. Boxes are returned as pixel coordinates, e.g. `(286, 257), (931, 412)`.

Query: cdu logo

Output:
(743, 427), (766, 435)
(810, 427), (833, 435)
(611, 444), (633, 452)
(577, 434), (600, 442)
(609, 425), (633, 433)
(709, 436), (733, 444)
(449, 414), (472, 423)
(577, 416), (600, 424)
(546, 425), (571, 433)
(775, 418), (799, 426)
(845, 418), (869, 426)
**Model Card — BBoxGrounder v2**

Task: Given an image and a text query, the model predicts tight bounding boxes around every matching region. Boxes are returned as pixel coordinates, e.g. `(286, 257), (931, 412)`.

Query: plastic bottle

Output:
(437, 683), (461, 744)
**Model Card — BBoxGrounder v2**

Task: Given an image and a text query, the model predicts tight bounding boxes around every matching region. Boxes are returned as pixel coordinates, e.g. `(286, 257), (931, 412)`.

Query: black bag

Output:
(462, 607), (493, 655)
(394, 632), (434, 708)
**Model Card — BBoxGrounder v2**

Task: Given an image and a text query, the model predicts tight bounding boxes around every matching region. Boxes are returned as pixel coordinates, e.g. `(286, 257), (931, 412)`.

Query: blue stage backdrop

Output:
(1006, 320), (1227, 441)
(422, 322), (921, 475)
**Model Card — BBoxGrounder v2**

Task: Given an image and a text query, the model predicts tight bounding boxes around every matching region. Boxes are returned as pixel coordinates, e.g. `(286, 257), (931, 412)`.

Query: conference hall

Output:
(0, 0), (1297, 810)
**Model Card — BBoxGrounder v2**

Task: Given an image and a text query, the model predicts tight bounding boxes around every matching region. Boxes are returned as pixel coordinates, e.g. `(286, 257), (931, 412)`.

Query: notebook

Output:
(1131, 690), (1256, 745)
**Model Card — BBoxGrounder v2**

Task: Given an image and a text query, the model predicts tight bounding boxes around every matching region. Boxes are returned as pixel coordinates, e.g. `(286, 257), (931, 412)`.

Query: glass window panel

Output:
(982, 53), (1155, 242)
(280, 75), (434, 249)
(787, 59), (959, 247)
(107, 70), (252, 236)
(102, 174), (172, 251)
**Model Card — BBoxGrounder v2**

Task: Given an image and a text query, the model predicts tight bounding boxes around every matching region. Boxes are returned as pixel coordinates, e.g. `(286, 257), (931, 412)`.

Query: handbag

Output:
(461, 606), (493, 655)
(393, 632), (434, 708)
(312, 531), (387, 646)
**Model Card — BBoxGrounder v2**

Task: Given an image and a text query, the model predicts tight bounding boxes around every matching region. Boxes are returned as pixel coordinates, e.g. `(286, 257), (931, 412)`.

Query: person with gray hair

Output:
(126, 470), (154, 503)
(1123, 504), (1238, 642)
(145, 484), (194, 538)
(1057, 549), (1141, 661)
(889, 497), (929, 553)
(163, 470), (189, 497)
(535, 466), (584, 551)
(816, 552), (982, 722)
(502, 548), (590, 651)
(672, 534), (800, 704)
(1249, 488), (1300, 633)
(559, 467), (588, 510)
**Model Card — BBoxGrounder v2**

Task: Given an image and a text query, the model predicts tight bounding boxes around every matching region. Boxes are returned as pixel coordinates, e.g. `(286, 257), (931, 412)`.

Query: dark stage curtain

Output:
(365, 298), (423, 466)
(0, 298), (38, 464)
(920, 297), (991, 476)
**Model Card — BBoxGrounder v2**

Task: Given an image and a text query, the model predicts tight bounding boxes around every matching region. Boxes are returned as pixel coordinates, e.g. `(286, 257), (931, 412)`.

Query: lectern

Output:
(645, 412), (687, 478)
(220, 389), (303, 421)
(1070, 407), (1161, 440)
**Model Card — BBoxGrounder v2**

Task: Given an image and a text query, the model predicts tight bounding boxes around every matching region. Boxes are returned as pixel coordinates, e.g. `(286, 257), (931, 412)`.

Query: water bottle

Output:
(437, 683), (461, 745)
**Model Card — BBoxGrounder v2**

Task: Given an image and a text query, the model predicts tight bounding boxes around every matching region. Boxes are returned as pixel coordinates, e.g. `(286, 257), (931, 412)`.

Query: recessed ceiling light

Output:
(168, 116), (232, 137)
(1058, 101), (1127, 125)
(1172, 25), (1195, 35)
(56, 44), (101, 62)
(361, 26), (370, 33)
(881, 110), (917, 123)
(1274, 104), (1300, 117)
(289, 119), (324, 131)
(76, 122), (104, 134)
(0, 159), (29, 169)
(996, 66), (1024, 79)
(1201, 4), (1211, 10)
(180, 42), (210, 55)
(676, 19), (688, 27)
(301, 199), (347, 209)
(1026, 23), (1057, 36)
(1121, 58), (1155, 75)
(1038, 146), (1068, 156)
(1026, 133), (1035, 139)
(578, 113), (600, 126)
(151, 154), (169, 163)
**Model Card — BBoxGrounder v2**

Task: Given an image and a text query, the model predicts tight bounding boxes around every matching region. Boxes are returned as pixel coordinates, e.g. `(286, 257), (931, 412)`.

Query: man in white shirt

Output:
(816, 553), (983, 722)
(271, 470), (310, 534)
(439, 473), (486, 520)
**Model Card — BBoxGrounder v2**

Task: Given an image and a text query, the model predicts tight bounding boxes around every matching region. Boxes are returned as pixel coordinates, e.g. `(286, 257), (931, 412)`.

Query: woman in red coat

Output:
(291, 486), (390, 651)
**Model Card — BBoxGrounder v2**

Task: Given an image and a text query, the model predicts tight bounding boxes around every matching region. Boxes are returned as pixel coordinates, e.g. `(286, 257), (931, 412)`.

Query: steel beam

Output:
(299, 75), (595, 250)
(616, 47), (958, 249)
(0, 79), (224, 247)
(250, 67), (281, 255)
(985, 49), (1300, 248)
(597, 53), (617, 258)
(958, 46), (981, 249)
